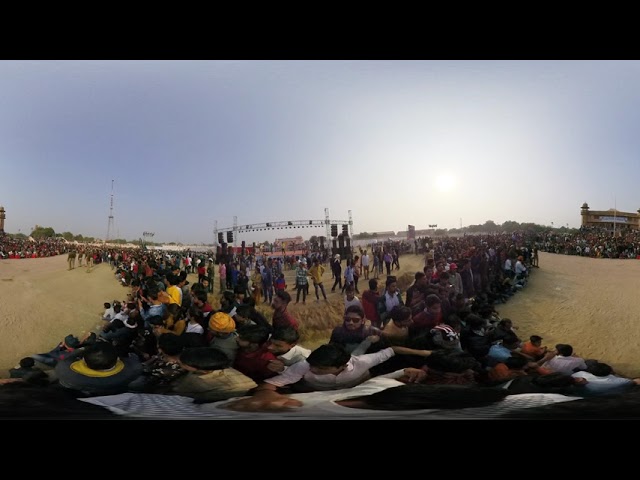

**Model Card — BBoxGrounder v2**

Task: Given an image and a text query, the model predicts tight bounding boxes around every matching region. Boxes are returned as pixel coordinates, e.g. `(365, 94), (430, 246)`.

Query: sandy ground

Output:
(2, 251), (640, 379)
(0, 257), (127, 377)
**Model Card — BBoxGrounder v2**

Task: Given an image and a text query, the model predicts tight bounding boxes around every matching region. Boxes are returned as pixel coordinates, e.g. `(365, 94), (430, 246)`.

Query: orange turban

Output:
(208, 312), (236, 333)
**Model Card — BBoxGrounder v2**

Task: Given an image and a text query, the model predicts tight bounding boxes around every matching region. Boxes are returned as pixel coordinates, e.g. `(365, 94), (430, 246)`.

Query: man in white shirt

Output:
(225, 343), (395, 410)
(361, 251), (370, 279)
(102, 302), (115, 322)
(504, 257), (514, 278)
(540, 344), (587, 375)
(571, 361), (640, 396)
(265, 326), (311, 374)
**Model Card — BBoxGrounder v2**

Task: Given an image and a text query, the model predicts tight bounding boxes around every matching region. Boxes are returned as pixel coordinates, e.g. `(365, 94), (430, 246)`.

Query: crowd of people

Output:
(0, 235), (69, 259)
(537, 225), (640, 258)
(2, 229), (640, 419)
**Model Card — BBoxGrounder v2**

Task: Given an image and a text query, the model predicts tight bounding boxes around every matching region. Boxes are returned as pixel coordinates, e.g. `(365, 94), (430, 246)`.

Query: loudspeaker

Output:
(338, 234), (345, 257)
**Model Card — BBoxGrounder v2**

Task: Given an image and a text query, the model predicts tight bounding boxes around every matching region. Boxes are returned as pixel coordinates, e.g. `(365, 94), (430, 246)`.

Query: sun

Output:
(435, 173), (455, 192)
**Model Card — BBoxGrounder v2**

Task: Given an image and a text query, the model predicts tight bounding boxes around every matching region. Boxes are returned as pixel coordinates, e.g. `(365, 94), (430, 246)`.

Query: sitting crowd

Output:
(3, 237), (639, 419)
(0, 235), (69, 259)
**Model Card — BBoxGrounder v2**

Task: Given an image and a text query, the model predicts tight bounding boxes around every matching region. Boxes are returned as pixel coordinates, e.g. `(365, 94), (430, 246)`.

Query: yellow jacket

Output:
(309, 264), (324, 284)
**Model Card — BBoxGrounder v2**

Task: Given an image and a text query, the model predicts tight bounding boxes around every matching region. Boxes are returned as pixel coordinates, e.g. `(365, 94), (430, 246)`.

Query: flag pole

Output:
(614, 196), (617, 238)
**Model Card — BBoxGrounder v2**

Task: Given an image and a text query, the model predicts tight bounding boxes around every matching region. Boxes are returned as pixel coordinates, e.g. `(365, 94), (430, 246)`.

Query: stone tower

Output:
(0, 205), (5, 234)
(580, 202), (589, 227)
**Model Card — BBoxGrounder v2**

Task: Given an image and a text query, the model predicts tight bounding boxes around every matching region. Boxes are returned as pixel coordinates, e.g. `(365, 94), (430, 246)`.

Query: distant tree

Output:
(31, 226), (56, 239)
(434, 229), (448, 236)
(73, 234), (84, 242)
(483, 220), (499, 232)
(355, 232), (377, 239)
(12, 232), (27, 240)
(61, 231), (74, 241)
(520, 222), (547, 233)
(501, 221), (521, 232)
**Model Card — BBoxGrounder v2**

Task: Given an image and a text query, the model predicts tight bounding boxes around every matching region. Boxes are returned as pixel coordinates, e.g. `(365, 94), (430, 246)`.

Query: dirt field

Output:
(1, 251), (639, 379)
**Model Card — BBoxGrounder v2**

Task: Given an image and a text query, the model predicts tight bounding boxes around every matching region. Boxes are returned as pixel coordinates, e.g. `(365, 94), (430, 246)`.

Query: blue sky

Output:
(1, 60), (639, 244)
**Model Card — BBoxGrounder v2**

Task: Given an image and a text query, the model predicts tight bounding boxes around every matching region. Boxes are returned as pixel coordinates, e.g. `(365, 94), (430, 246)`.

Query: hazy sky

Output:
(1, 60), (639, 244)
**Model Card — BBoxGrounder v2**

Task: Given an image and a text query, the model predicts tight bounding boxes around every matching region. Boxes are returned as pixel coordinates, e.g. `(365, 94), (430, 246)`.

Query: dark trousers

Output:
(314, 282), (327, 300)
(296, 284), (307, 303)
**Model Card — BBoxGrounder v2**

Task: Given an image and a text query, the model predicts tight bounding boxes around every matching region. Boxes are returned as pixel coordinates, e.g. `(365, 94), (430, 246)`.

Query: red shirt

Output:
(272, 309), (299, 330)
(411, 310), (440, 332)
(361, 290), (381, 326)
(233, 344), (278, 383)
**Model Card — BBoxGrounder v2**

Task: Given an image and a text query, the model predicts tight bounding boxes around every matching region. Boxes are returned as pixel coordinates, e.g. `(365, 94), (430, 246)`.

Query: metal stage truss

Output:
(213, 210), (353, 247)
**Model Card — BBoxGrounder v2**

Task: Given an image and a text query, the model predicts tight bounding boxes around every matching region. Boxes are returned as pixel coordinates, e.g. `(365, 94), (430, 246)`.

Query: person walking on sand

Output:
(86, 248), (93, 272)
(68, 249), (76, 270)
(361, 250), (370, 280)
(309, 258), (328, 302)
(331, 255), (343, 292)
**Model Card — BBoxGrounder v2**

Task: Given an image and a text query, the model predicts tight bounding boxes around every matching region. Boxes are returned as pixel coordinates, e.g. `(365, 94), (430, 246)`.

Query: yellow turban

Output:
(208, 312), (236, 333)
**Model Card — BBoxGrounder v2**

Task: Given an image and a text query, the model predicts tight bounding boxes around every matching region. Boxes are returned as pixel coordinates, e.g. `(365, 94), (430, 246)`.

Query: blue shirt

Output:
(486, 344), (513, 367)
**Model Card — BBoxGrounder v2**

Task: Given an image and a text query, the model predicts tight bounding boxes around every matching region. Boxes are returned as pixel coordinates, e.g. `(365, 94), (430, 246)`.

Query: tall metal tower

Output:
(324, 208), (331, 240)
(106, 180), (115, 242)
(233, 216), (238, 248)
